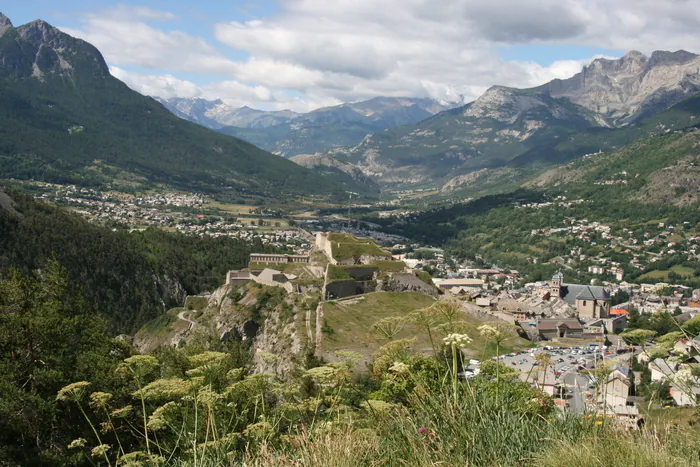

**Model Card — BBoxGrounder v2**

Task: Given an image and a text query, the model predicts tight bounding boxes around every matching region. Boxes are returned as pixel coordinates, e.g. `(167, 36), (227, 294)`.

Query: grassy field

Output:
(639, 264), (695, 281)
(204, 200), (253, 214)
(642, 406), (697, 429)
(321, 292), (529, 363)
(327, 232), (392, 261)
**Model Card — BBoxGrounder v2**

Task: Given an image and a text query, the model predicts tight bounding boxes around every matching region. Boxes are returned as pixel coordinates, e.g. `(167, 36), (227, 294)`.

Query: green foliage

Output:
(328, 232), (392, 262)
(682, 316), (700, 337)
(327, 265), (353, 282)
(0, 189), (279, 332)
(0, 22), (375, 198)
(0, 261), (126, 465)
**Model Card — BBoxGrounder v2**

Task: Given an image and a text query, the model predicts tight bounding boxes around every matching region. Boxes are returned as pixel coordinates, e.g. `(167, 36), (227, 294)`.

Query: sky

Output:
(4, 1), (700, 112)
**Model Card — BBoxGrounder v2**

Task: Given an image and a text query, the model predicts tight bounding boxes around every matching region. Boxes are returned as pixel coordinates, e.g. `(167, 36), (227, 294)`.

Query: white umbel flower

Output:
(443, 333), (473, 348)
(389, 361), (410, 374)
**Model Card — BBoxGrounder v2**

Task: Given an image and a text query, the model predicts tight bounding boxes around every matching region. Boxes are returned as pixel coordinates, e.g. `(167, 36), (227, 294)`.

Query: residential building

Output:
(438, 278), (484, 292)
(536, 319), (584, 340)
(649, 358), (676, 382)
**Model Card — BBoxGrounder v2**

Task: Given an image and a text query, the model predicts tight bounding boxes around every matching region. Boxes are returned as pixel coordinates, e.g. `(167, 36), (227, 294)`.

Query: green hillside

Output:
(0, 19), (378, 198)
(0, 187), (276, 332)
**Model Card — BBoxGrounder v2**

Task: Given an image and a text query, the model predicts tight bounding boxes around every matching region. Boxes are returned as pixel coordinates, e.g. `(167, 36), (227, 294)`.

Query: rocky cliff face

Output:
(0, 13), (12, 36)
(0, 16), (110, 80)
(327, 49), (700, 191)
(539, 50), (700, 125)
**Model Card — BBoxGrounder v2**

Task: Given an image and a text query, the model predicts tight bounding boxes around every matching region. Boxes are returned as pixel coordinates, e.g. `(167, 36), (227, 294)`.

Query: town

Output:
(16, 181), (700, 428)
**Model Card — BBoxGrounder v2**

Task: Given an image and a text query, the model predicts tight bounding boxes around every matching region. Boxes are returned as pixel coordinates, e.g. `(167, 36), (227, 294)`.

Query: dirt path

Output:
(314, 303), (324, 357)
(305, 305), (314, 343)
(177, 310), (196, 332)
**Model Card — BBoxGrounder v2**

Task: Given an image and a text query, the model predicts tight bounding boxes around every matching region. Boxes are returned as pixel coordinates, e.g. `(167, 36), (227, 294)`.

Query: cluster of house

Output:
(639, 337), (700, 407)
(529, 216), (700, 277)
(472, 272), (628, 342)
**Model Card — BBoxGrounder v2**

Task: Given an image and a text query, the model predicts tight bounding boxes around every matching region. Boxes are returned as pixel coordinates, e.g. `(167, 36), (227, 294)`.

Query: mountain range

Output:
(0, 14), (378, 199)
(1, 11), (699, 204)
(327, 50), (700, 190)
(158, 96), (457, 157)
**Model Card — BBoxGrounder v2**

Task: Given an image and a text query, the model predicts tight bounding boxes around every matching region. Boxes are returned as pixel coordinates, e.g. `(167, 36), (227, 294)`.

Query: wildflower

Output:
(134, 378), (193, 400)
(91, 444), (111, 457)
(118, 355), (159, 378)
(89, 391), (113, 409)
(596, 421), (603, 426)
(243, 421), (274, 440)
(304, 366), (338, 384)
(335, 350), (363, 363)
(389, 361), (410, 374)
(443, 333), (473, 348)
(197, 385), (223, 406)
(417, 427), (427, 435)
(227, 368), (246, 382)
(68, 438), (87, 449)
(56, 382), (90, 402)
(188, 351), (231, 368)
(147, 402), (178, 431)
(119, 451), (166, 466)
(361, 400), (397, 414)
(110, 405), (133, 418)
(478, 324), (508, 342)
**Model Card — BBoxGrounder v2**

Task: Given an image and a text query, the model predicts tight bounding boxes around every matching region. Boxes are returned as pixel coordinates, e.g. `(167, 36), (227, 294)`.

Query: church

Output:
(551, 272), (610, 319)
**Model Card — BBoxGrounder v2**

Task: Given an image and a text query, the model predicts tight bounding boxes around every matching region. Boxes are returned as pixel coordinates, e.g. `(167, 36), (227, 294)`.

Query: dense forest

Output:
(0, 188), (278, 332)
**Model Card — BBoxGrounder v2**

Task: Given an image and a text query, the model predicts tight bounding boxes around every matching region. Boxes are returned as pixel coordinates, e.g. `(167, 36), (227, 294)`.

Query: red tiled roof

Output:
(611, 309), (629, 315)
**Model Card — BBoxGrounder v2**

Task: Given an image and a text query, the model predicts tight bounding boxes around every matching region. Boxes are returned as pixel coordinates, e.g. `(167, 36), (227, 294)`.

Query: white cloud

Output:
(110, 67), (321, 112)
(61, 7), (237, 76)
(64, 1), (700, 111)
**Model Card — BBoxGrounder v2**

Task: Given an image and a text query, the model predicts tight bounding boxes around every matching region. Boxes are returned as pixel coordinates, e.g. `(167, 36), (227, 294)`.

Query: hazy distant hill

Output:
(0, 13), (378, 198)
(160, 96), (457, 157)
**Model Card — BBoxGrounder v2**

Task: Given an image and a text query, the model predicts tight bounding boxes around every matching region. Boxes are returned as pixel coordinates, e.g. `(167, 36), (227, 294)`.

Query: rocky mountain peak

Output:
(623, 50), (646, 61)
(540, 49), (700, 125)
(0, 16), (110, 80)
(463, 86), (549, 122)
(0, 12), (12, 27)
(0, 12), (13, 36)
(647, 49), (698, 68)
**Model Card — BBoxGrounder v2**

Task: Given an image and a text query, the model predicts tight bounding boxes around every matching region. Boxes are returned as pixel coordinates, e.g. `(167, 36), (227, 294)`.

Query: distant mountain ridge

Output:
(326, 50), (700, 190)
(155, 97), (300, 129)
(0, 13), (379, 198)
(157, 96), (457, 157)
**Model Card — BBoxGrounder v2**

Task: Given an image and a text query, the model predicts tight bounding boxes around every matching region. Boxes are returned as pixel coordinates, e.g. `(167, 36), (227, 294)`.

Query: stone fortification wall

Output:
(324, 280), (360, 300)
(315, 232), (336, 264)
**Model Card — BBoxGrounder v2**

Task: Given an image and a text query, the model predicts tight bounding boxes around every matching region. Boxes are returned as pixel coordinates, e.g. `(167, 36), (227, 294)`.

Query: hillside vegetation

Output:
(0, 188), (278, 332)
(321, 292), (528, 362)
(0, 18), (377, 198)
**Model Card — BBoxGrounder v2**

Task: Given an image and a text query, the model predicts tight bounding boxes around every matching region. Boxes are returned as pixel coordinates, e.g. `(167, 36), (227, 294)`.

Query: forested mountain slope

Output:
(0, 188), (276, 332)
(0, 15), (377, 197)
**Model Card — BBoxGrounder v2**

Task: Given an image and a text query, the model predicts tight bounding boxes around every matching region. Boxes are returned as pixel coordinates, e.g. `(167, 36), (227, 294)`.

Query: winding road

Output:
(178, 310), (197, 332)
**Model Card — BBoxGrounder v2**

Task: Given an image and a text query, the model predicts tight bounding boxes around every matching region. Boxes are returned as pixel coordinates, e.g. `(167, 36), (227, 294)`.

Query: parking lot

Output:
(462, 344), (637, 412)
(496, 344), (613, 378)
